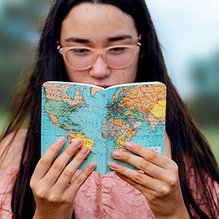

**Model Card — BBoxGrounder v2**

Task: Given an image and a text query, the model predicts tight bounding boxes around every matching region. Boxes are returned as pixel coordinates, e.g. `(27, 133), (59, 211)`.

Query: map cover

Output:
(41, 81), (166, 174)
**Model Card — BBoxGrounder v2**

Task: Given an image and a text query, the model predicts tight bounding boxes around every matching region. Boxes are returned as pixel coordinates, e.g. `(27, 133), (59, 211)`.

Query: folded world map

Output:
(41, 81), (166, 174)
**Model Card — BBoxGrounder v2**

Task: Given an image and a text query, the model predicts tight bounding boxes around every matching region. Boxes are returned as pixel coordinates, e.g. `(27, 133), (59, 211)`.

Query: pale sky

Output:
(146, 0), (219, 98)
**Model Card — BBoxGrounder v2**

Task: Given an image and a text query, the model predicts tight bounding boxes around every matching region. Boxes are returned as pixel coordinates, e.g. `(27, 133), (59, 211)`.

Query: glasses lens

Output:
(65, 48), (94, 69)
(106, 46), (135, 68)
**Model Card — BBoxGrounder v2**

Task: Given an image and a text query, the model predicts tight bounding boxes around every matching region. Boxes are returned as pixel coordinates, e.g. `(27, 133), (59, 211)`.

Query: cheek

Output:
(65, 66), (81, 82)
(127, 61), (138, 81)
(119, 67), (137, 83)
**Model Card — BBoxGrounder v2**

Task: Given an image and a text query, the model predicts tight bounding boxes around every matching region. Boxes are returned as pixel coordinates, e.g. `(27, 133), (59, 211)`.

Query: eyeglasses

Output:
(58, 43), (141, 70)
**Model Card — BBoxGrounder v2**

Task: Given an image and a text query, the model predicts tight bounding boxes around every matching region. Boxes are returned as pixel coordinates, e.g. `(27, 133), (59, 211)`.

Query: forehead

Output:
(60, 3), (138, 43)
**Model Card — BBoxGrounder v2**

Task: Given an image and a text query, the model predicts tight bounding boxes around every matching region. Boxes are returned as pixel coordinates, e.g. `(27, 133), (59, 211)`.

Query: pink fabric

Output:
(0, 169), (154, 219)
(0, 169), (17, 219)
(0, 167), (218, 218)
(73, 171), (154, 219)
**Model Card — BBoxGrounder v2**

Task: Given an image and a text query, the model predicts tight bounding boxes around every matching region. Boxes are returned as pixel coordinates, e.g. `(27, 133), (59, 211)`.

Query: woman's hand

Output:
(30, 137), (95, 219)
(109, 142), (190, 219)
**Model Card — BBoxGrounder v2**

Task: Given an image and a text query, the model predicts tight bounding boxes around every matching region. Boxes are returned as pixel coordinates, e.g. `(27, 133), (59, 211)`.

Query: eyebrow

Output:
(108, 34), (133, 42)
(65, 37), (89, 43)
(64, 34), (134, 43)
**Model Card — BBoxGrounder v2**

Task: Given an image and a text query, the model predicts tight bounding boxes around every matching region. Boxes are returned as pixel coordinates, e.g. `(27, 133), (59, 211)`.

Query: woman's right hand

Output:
(30, 137), (95, 219)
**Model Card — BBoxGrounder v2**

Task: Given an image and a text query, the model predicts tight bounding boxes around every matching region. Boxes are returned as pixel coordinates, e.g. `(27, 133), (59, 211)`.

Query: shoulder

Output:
(0, 129), (28, 170)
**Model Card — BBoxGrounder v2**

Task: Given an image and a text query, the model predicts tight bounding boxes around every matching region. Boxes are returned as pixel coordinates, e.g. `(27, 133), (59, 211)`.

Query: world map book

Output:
(41, 81), (166, 174)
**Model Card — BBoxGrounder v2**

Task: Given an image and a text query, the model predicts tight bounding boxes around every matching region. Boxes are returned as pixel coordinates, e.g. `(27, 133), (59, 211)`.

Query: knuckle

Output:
(167, 175), (178, 187)
(121, 153), (129, 162)
(29, 179), (36, 189)
(146, 149), (157, 161)
(48, 193), (59, 203)
(74, 154), (84, 163)
(40, 157), (51, 166)
(75, 175), (85, 186)
(150, 194), (158, 202)
(136, 145), (146, 156)
(29, 178), (37, 191)
(50, 143), (59, 152)
(62, 168), (73, 179)
(35, 187), (47, 199)
(65, 147), (74, 155)
(63, 193), (73, 204)
(159, 185), (171, 197)
(172, 162), (179, 172)
(75, 168), (91, 185)
(133, 173), (144, 183)
(138, 161), (150, 171)
(52, 160), (64, 172)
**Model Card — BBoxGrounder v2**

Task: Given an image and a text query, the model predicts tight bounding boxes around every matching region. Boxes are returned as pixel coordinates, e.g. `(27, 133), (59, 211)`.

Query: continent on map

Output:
(102, 118), (137, 147)
(44, 82), (86, 107)
(117, 84), (165, 118)
(116, 84), (166, 130)
(43, 83), (89, 132)
(67, 130), (94, 150)
(90, 87), (103, 97)
(102, 84), (166, 147)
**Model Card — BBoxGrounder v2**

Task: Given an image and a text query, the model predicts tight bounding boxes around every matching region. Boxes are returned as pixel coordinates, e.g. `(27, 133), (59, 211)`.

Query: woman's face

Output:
(60, 3), (139, 87)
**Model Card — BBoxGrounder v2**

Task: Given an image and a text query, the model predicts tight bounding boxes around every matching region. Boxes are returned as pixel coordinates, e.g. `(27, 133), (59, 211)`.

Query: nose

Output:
(89, 55), (110, 79)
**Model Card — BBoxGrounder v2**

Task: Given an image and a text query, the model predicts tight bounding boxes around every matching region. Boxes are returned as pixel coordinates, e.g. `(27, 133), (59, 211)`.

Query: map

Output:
(41, 81), (166, 174)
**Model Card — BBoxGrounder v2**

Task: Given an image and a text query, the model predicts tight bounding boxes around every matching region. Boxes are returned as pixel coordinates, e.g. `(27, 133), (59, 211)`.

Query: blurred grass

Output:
(202, 127), (219, 163)
(0, 110), (9, 136)
(0, 110), (218, 163)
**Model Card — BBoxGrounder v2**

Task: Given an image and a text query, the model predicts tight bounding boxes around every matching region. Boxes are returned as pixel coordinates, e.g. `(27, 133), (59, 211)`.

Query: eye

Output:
(108, 47), (128, 54)
(70, 48), (91, 56)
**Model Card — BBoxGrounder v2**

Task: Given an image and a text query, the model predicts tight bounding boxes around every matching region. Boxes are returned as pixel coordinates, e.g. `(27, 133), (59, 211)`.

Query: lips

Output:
(98, 85), (110, 88)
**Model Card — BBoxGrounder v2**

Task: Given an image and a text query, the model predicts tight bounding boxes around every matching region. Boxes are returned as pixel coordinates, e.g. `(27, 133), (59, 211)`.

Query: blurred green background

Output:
(0, 0), (218, 162)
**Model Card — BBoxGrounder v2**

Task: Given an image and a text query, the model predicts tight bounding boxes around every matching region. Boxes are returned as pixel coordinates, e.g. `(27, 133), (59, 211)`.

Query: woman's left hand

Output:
(109, 141), (190, 219)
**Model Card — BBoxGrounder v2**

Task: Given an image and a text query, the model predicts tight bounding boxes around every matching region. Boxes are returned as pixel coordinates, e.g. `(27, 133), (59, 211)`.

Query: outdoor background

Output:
(0, 0), (218, 162)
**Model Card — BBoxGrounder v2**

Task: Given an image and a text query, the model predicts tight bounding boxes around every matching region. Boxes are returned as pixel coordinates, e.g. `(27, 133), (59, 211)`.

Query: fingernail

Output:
(57, 137), (65, 144)
(88, 162), (96, 170)
(81, 146), (89, 155)
(125, 142), (133, 149)
(112, 151), (122, 158)
(70, 139), (82, 149)
(109, 162), (119, 170)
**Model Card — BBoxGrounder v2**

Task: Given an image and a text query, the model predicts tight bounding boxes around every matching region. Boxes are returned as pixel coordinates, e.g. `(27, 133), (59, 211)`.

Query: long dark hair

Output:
(0, 0), (218, 218)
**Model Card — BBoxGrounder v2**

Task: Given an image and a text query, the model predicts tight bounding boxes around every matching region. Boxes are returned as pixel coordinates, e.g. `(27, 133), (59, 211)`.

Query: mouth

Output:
(98, 85), (110, 88)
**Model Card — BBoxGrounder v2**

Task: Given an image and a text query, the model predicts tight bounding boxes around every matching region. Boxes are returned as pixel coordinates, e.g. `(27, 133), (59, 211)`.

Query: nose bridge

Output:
(90, 49), (110, 78)
(94, 49), (106, 64)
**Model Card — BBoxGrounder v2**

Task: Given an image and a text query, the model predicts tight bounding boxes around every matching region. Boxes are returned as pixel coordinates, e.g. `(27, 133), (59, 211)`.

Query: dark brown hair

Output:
(0, 0), (218, 218)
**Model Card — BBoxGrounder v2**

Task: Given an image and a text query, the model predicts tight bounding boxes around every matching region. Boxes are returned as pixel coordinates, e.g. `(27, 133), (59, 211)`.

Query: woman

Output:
(0, 0), (218, 218)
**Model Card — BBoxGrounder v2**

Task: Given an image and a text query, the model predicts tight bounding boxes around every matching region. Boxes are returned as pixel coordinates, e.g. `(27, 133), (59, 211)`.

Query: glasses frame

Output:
(58, 42), (141, 70)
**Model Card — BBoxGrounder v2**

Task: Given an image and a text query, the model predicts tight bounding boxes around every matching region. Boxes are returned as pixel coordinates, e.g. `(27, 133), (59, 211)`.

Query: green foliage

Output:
(203, 127), (219, 163)
(188, 51), (219, 162)
(0, 0), (50, 110)
(188, 50), (219, 127)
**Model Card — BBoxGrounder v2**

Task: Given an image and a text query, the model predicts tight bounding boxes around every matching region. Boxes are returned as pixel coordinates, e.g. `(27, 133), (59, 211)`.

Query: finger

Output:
(112, 150), (170, 180)
(42, 139), (82, 185)
(124, 142), (176, 169)
(116, 172), (156, 197)
(53, 145), (92, 190)
(32, 137), (65, 180)
(109, 161), (163, 191)
(64, 163), (96, 199)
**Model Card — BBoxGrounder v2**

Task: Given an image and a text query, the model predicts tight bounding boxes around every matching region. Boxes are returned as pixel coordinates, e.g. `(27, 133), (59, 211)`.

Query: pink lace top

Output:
(73, 171), (154, 219)
(0, 168), (154, 219)
(0, 130), (218, 218)
(1, 166), (219, 219)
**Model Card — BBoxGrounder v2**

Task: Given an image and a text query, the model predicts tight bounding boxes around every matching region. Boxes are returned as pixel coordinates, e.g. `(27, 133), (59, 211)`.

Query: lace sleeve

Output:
(0, 129), (27, 219)
(0, 169), (18, 219)
(188, 168), (219, 218)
